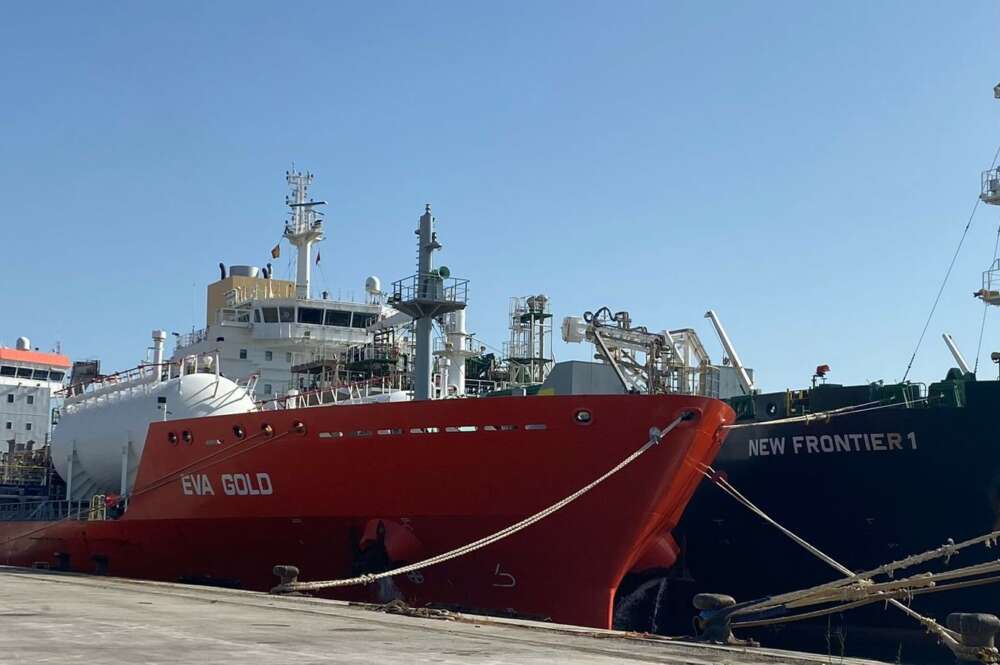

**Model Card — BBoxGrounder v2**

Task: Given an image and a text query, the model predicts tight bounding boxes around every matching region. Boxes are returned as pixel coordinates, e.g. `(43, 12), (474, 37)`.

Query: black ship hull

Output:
(615, 370), (1000, 663)
(660, 389), (1000, 661)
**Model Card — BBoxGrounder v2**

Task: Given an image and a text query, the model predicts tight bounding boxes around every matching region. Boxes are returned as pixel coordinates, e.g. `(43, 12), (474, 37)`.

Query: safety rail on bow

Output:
(59, 353), (224, 411)
(257, 373), (410, 411)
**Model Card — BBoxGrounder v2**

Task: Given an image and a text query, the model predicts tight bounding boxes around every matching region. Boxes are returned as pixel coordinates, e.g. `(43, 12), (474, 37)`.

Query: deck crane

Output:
(561, 307), (718, 395)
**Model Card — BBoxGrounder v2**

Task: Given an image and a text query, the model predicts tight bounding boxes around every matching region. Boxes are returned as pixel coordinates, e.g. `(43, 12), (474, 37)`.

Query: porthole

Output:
(167, 432), (178, 445)
(574, 409), (592, 424)
(233, 425), (245, 439)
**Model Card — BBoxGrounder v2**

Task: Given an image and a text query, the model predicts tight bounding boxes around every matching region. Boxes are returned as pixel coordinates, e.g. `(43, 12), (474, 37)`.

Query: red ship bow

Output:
(2, 393), (733, 629)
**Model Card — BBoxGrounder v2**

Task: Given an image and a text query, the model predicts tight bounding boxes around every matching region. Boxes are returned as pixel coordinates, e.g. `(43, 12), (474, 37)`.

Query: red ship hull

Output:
(0, 394), (732, 628)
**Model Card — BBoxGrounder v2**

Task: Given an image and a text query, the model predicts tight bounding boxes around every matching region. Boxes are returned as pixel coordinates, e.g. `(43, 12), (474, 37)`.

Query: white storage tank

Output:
(51, 368), (256, 500)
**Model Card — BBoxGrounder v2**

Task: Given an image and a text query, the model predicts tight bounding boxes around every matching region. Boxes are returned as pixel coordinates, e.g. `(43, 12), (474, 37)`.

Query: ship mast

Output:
(975, 84), (1000, 307)
(391, 205), (467, 400)
(283, 171), (326, 299)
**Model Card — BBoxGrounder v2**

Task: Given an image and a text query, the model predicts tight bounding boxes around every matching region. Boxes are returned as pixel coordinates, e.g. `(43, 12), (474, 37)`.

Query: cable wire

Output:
(902, 142), (1000, 382)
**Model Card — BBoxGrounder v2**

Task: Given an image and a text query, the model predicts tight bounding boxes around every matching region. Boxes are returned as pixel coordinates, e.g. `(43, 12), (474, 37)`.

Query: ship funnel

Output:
(152, 330), (167, 367)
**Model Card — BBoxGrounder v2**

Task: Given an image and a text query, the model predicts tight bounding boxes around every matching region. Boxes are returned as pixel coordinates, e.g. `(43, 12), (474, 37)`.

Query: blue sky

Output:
(2, 1), (999, 391)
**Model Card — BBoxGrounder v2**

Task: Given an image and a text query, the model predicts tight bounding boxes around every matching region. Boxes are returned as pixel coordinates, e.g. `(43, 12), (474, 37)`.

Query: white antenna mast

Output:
(283, 170), (326, 299)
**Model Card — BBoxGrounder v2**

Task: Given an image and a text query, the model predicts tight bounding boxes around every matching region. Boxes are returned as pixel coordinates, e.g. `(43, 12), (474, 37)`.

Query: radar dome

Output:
(365, 276), (381, 294)
(15, 337), (30, 351)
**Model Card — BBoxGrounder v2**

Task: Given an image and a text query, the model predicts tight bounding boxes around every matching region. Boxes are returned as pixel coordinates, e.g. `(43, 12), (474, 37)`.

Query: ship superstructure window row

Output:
(253, 306), (374, 329)
(0, 366), (63, 381)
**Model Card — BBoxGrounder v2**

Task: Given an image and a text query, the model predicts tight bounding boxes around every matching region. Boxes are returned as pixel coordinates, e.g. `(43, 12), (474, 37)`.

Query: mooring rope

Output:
(695, 462), (974, 651)
(272, 413), (693, 593)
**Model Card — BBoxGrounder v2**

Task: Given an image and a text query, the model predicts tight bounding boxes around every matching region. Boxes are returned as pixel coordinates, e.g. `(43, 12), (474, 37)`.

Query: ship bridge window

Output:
(32, 370), (49, 381)
(324, 310), (352, 327)
(297, 307), (323, 325)
(15, 368), (32, 378)
(49, 371), (64, 382)
(261, 307), (279, 323)
(0, 366), (14, 377)
(279, 307), (295, 323)
(254, 309), (262, 323)
(5, 395), (12, 403)
(351, 313), (375, 329)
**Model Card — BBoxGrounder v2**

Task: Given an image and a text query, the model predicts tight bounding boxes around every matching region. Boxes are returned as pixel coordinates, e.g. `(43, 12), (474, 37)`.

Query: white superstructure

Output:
(172, 171), (400, 399)
(0, 337), (69, 454)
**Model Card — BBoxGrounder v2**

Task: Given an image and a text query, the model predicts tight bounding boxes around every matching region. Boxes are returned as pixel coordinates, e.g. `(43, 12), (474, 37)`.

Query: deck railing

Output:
(258, 373), (410, 411)
(0, 498), (91, 522)
(60, 353), (224, 411)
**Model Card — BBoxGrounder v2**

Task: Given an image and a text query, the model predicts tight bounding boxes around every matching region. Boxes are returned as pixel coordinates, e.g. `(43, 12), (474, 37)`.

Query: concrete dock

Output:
(0, 566), (888, 664)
